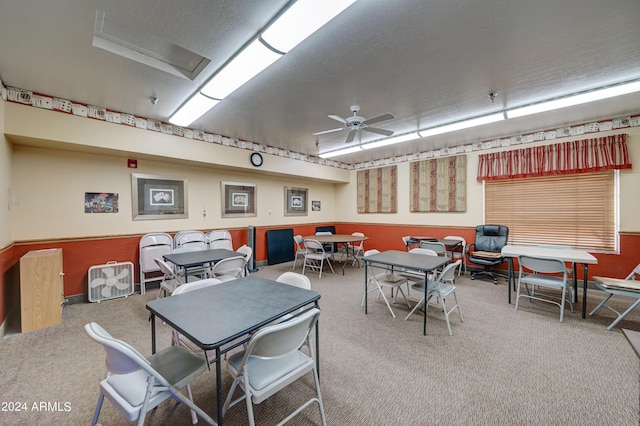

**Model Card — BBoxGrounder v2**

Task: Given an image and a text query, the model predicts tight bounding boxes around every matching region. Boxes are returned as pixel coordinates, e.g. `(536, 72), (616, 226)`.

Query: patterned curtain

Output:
(477, 134), (631, 181)
(410, 155), (467, 212)
(357, 165), (397, 213)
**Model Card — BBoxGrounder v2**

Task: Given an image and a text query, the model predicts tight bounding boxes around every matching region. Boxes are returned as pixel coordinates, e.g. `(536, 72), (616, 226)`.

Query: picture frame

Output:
(131, 173), (187, 220)
(85, 192), (119, 213)
(222, 181), (257, 217)
(312, 200), (321, 212)
(284, 186), (308, 216)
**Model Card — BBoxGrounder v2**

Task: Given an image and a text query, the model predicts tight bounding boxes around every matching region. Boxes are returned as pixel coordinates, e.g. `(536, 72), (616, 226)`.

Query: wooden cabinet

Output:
(20, 248), (64, 332)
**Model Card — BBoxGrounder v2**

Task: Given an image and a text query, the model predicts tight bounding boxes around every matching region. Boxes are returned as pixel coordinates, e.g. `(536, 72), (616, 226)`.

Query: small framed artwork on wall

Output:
(131, 173), (187, 220)
(284, 187), (308, 216)
(222, 181), (257, 217)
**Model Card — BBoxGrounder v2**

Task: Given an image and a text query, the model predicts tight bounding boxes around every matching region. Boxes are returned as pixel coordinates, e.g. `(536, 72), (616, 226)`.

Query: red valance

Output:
(477, 134), (631, 181)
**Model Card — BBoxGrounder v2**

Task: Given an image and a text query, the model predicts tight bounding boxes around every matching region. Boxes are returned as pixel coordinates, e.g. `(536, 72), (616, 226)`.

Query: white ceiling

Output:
(1, 0), (640, 165)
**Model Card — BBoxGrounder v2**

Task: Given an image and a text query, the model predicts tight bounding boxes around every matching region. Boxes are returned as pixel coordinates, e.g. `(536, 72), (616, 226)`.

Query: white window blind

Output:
(485, 171), (616, 251)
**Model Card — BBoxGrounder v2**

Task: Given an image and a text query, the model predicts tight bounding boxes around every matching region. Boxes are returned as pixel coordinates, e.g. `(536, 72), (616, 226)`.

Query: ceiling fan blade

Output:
(345, 129), (357, 143)
(362, 127), (394, 137)
(362, 113), (394, 126)
(312, 127), (345, 136)
(328, 114), (347, 124)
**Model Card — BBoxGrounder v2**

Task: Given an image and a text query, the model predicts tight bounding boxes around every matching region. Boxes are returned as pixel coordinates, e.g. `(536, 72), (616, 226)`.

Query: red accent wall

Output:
(1, 225), (639, 329)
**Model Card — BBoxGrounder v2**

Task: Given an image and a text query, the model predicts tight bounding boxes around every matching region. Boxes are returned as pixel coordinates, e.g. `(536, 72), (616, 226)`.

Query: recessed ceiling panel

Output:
(93, 10), (210, 80)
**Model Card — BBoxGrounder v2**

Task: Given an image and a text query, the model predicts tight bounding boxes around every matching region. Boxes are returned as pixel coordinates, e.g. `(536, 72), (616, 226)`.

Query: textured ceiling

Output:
(1, 0), (639, 165)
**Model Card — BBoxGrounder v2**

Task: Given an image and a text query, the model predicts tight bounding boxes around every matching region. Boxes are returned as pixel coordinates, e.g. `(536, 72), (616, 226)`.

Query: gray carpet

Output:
(1, 260), (639, 425)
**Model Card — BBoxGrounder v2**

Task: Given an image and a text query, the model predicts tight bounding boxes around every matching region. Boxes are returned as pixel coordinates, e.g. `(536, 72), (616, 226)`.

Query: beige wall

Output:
(10, 145), (339, 240)
(0, 98), (12, 247)
(4, 100), (640, 242)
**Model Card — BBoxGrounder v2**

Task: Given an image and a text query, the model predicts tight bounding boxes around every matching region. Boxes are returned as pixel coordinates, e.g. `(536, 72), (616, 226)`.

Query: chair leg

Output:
(589, 293), (614, 316)
(607, 299), (640, 330)
(184, 384), (197, 424)
(440, 298), (453, 336)
(91, 393), (104, 426)
(405, 298), (425, 320)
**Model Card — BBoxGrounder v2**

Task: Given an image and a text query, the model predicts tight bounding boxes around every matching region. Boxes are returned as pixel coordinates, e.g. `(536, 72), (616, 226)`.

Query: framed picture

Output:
(85, 192), (119, 213)
(222, 181), (256, 217)
(312, 200), (321, 211)
(284, 187), (308, 216)
(131, 173), (187, 220)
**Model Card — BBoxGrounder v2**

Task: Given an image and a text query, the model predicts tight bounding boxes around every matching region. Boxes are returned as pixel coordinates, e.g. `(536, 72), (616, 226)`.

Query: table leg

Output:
(582, 264), (589, 318)
(216, 347), (223, 425)
(150, 314), (156, 354)
(364, 261), (369, 314)
(423, 270), (428, 336)
(315, 312), (320, 381)
(507, 257), (513, 304)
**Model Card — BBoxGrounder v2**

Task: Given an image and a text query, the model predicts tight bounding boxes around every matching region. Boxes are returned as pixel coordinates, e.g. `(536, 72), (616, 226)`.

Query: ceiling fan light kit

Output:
(313, 104), (395, 144)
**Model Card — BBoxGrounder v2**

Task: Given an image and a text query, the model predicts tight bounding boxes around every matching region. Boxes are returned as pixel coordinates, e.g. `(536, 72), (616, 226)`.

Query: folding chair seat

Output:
(222, 308), (326, 426)
(589, 263), (640, 330)
(85, 322), (215, 425)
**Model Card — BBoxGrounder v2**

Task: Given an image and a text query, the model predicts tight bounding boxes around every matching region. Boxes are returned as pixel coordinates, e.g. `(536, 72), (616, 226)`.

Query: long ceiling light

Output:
(170, 0), (357, 127)
(200, 39), (281, 100)
(169, 93), (220, 127)
(506, 79), (640, 118)
(261, 0), (357, 53)
(417, 113), (505, 138)
(319, 144), (365, 159)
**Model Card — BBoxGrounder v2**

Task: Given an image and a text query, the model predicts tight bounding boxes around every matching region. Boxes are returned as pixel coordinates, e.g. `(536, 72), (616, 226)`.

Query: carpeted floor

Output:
(1, 260), (639, 425)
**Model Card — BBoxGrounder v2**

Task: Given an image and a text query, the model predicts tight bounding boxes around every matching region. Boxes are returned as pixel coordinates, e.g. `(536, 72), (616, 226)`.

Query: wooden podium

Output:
(20, 248), (64, 332)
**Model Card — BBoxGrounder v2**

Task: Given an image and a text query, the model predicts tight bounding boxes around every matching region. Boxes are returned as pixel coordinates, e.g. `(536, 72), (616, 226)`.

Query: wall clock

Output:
(250, 152), (263, 167)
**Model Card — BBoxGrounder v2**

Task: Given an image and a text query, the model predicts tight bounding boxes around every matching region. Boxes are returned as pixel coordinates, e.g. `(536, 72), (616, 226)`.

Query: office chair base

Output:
(470, 270), (508, 285)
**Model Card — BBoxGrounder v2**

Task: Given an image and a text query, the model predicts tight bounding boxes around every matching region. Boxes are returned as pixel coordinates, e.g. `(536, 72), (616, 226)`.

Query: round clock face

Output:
(250, 152), (263, 167)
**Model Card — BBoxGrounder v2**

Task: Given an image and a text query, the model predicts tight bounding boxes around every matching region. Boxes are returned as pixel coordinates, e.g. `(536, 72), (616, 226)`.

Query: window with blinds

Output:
(484, 171), (617, 251)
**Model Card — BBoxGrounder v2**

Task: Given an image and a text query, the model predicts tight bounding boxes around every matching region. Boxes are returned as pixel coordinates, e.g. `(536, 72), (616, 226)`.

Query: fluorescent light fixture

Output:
(319, 132), (420, 158)
(169, 93), (219, 126)
(319, 145), (365, 159)
(363, 132), (421, 149)
(506, 80), (640, 118)
(418, 113), (505, 138)
(261, 0), (356, 53)
(201, 39), (281, 100)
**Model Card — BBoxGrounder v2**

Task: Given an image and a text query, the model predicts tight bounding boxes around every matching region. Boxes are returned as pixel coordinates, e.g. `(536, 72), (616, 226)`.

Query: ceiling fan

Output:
(313, 105), (394, 143)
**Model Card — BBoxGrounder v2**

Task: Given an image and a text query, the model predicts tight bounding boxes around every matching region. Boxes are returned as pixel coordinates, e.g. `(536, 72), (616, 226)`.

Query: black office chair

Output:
(466, 225), (509, 284)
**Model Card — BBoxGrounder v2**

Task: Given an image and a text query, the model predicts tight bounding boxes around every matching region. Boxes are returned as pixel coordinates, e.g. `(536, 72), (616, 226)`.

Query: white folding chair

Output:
(235, 244), (253, 276)
(589, 263), (640, 330)
(293, 235), (309, 271)
(138, 233), (173, 294)
(154, 258), (184, 298)
(361, 249), (410, 318)
(210, 256), (246, 282)
(175, 230), (208, 251)
(85, 322), (215, 426)
(302, 239), (335, 278)
(222, 308), (326, 426)
(208, 230), (233, 250)
(340, 232), (365, 266)
(515, 255), (573, 322)
(405, 260), (464, 335)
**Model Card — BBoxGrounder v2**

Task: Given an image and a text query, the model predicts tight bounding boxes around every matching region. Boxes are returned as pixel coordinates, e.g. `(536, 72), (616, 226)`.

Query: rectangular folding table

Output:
(363, 250), (450, 335)
(146, 276), (321, 426)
